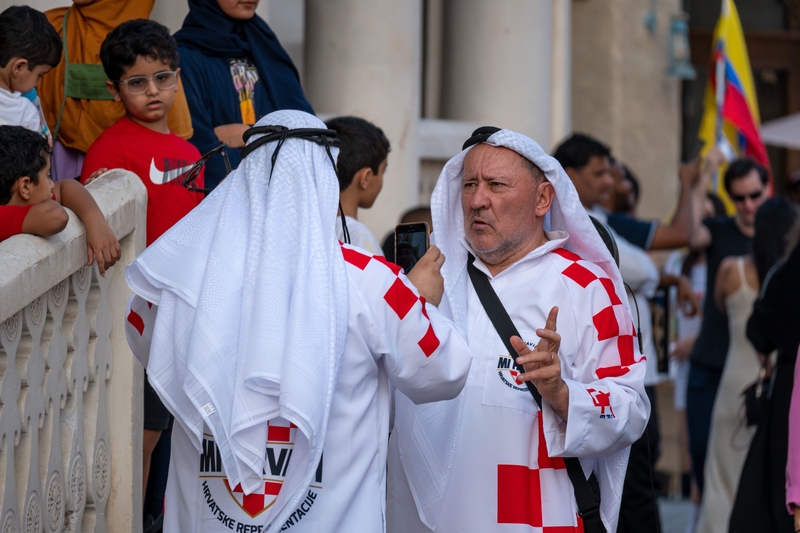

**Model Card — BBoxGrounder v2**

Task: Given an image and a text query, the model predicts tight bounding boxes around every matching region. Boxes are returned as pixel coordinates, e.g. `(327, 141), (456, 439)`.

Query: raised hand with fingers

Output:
(510, 306), (570, 420)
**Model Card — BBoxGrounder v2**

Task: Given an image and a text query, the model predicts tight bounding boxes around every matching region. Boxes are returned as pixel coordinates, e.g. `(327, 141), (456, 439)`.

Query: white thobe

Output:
(152, 244), (471, 533)
(387, 234), (649, 532)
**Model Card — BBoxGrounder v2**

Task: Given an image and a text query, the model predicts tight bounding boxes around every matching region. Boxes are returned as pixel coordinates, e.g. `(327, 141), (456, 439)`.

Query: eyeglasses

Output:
(118, 70), (178, 94)
(181, 143), (232, 194)
(730, 189), (764, 203)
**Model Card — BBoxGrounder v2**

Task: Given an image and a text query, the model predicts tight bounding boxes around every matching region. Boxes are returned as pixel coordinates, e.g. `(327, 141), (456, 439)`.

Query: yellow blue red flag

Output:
(698, 0), (770, 210)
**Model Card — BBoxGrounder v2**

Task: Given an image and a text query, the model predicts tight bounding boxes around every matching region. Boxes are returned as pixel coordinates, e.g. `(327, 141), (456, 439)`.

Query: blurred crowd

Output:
(1, 1), (798, 533)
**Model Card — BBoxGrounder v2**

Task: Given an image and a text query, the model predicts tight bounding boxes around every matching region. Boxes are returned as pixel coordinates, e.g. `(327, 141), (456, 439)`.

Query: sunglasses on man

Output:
(730, 189), (764, 203)
(180, 143), (232, 194)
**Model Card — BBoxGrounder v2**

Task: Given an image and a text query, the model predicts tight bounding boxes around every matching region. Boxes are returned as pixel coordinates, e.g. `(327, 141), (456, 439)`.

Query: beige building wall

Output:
(571, 0), (682, 221)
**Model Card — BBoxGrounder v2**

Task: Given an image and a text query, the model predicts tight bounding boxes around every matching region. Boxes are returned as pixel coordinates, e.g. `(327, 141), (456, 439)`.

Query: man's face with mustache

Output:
(461, 144), (550, 268)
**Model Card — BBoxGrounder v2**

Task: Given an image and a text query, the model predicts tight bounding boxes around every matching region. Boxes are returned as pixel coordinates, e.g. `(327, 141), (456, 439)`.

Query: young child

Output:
(81, 18), (204, 247)
(325, 116), (390, 255)
(0, 125), (120, 274)
(81, 18), (205, 509)
(0, 6), (62, 140)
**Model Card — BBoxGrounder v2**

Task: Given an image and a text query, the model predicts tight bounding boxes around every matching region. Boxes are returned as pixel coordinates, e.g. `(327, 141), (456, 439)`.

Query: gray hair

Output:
(520, 156), (547, 183)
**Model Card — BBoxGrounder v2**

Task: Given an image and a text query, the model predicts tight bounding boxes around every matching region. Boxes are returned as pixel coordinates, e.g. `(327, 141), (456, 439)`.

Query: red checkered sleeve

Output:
(340, 243), (471, 404)
(125, 294), (157, 366)
(540, 249), (650, 458)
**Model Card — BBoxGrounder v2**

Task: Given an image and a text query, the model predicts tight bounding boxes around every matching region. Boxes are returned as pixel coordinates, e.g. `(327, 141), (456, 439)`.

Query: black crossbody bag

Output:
(466, 256), (605, 533)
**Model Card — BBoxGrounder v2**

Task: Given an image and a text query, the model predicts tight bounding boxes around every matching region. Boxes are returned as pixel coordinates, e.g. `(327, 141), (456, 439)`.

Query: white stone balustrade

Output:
(0, 171), (147, 533)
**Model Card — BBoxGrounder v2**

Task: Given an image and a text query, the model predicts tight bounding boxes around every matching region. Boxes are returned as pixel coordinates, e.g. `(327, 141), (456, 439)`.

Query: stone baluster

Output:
(44, 280), (69, 533)
(0, 312), (23, 533)
(63, 269), (89, 533)
(88, 266), (113, 533)
(22, 296), (47, 533)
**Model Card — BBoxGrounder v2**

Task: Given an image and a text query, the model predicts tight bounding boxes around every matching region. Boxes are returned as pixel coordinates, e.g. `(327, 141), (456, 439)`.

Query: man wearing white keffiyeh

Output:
(387, 128), (650, 533)
(124, 110), (472, 533)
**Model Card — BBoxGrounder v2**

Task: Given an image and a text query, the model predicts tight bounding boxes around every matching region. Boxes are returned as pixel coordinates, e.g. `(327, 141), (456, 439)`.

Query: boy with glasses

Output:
(685, 157), (768, 500)
(80, 18), (206, 513)
(81, 18), (204, 248)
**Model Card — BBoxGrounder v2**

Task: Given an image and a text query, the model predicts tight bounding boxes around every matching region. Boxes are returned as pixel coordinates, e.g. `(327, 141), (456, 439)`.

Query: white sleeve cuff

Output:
(541, 378), (590, 457)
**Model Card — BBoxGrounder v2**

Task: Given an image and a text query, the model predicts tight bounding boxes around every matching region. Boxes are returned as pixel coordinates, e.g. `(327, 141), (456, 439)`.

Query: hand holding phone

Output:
(394, 222), (430, 274)
(405, 245), (445, 307)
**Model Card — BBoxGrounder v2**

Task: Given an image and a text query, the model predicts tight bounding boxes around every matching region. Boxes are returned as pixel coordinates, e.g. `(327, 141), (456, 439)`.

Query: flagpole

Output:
(713, 0), (727, 193)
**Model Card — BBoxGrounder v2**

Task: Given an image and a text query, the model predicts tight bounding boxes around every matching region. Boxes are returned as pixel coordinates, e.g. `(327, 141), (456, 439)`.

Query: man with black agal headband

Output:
(124, 110), (473, 532)
(387, 128), (649, 533)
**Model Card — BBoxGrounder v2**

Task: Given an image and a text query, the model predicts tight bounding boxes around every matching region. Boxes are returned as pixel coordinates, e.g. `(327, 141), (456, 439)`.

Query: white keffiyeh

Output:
(125, 110), (348, 529)
(395, 129), (633, 529)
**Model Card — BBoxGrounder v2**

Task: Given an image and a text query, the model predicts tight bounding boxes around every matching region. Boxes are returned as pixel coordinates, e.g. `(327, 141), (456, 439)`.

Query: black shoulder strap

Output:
(466, 255), (605, 533)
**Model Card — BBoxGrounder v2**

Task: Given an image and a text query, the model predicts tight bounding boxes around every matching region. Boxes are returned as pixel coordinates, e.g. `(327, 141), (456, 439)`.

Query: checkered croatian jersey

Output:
(388, 238), (649, 533)
(161, 243), (471, 533)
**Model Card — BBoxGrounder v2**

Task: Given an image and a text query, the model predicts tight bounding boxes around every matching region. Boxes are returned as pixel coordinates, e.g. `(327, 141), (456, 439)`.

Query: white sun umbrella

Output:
(761, 112), (800, 150)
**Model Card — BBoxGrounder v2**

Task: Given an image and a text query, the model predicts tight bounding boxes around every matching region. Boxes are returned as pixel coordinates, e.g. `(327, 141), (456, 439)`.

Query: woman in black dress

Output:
(729, 204), (800, 533)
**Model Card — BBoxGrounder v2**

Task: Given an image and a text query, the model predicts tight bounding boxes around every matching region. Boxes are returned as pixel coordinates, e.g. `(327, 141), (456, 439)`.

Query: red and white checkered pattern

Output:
(341, 244), (440, 357)
(267, 418), (297, 443)
(551, 248), (641, 379)
(224, 478), (282, 518)
(125, 295), (156, 365)
(223, 418), (295, 518)
(497, 415), (584, 531)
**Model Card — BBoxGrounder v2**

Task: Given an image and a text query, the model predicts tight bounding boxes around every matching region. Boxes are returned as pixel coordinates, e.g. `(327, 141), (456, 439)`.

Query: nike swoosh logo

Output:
(149, 158), (196, 185)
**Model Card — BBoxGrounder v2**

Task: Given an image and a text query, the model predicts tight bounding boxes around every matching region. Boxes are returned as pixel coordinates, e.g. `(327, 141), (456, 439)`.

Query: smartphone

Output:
(394, 222), (430, 273)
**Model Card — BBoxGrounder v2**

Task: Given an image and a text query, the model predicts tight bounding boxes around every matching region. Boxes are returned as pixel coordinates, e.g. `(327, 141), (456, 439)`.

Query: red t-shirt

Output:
(0, 203), (35, 242)
(81, 117), (204, 246)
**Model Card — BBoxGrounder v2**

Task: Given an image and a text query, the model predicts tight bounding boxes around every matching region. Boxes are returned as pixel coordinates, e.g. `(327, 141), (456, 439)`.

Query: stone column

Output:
(440, 0), (556, 150)
(550, 0), (572, 149)
(305, 0), (422, 242)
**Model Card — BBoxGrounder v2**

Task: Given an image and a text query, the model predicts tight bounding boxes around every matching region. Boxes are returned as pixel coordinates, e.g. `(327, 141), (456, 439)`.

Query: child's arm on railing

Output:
(54, 179), (121, 275)
(20, 199), (69, 237)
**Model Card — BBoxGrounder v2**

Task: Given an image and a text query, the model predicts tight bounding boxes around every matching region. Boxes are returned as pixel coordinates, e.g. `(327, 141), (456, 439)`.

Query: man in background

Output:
(554, 133), (666, 533)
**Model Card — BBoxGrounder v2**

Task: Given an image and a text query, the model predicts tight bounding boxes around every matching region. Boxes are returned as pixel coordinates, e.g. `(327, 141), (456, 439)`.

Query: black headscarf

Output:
(174, 0), (313, 114)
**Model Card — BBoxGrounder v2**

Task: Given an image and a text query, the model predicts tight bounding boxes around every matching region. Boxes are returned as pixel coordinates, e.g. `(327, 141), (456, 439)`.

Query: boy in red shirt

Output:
(81, 18), (205, 510)
(0, 125), (119, 274)
(82, 19), (204, 247)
